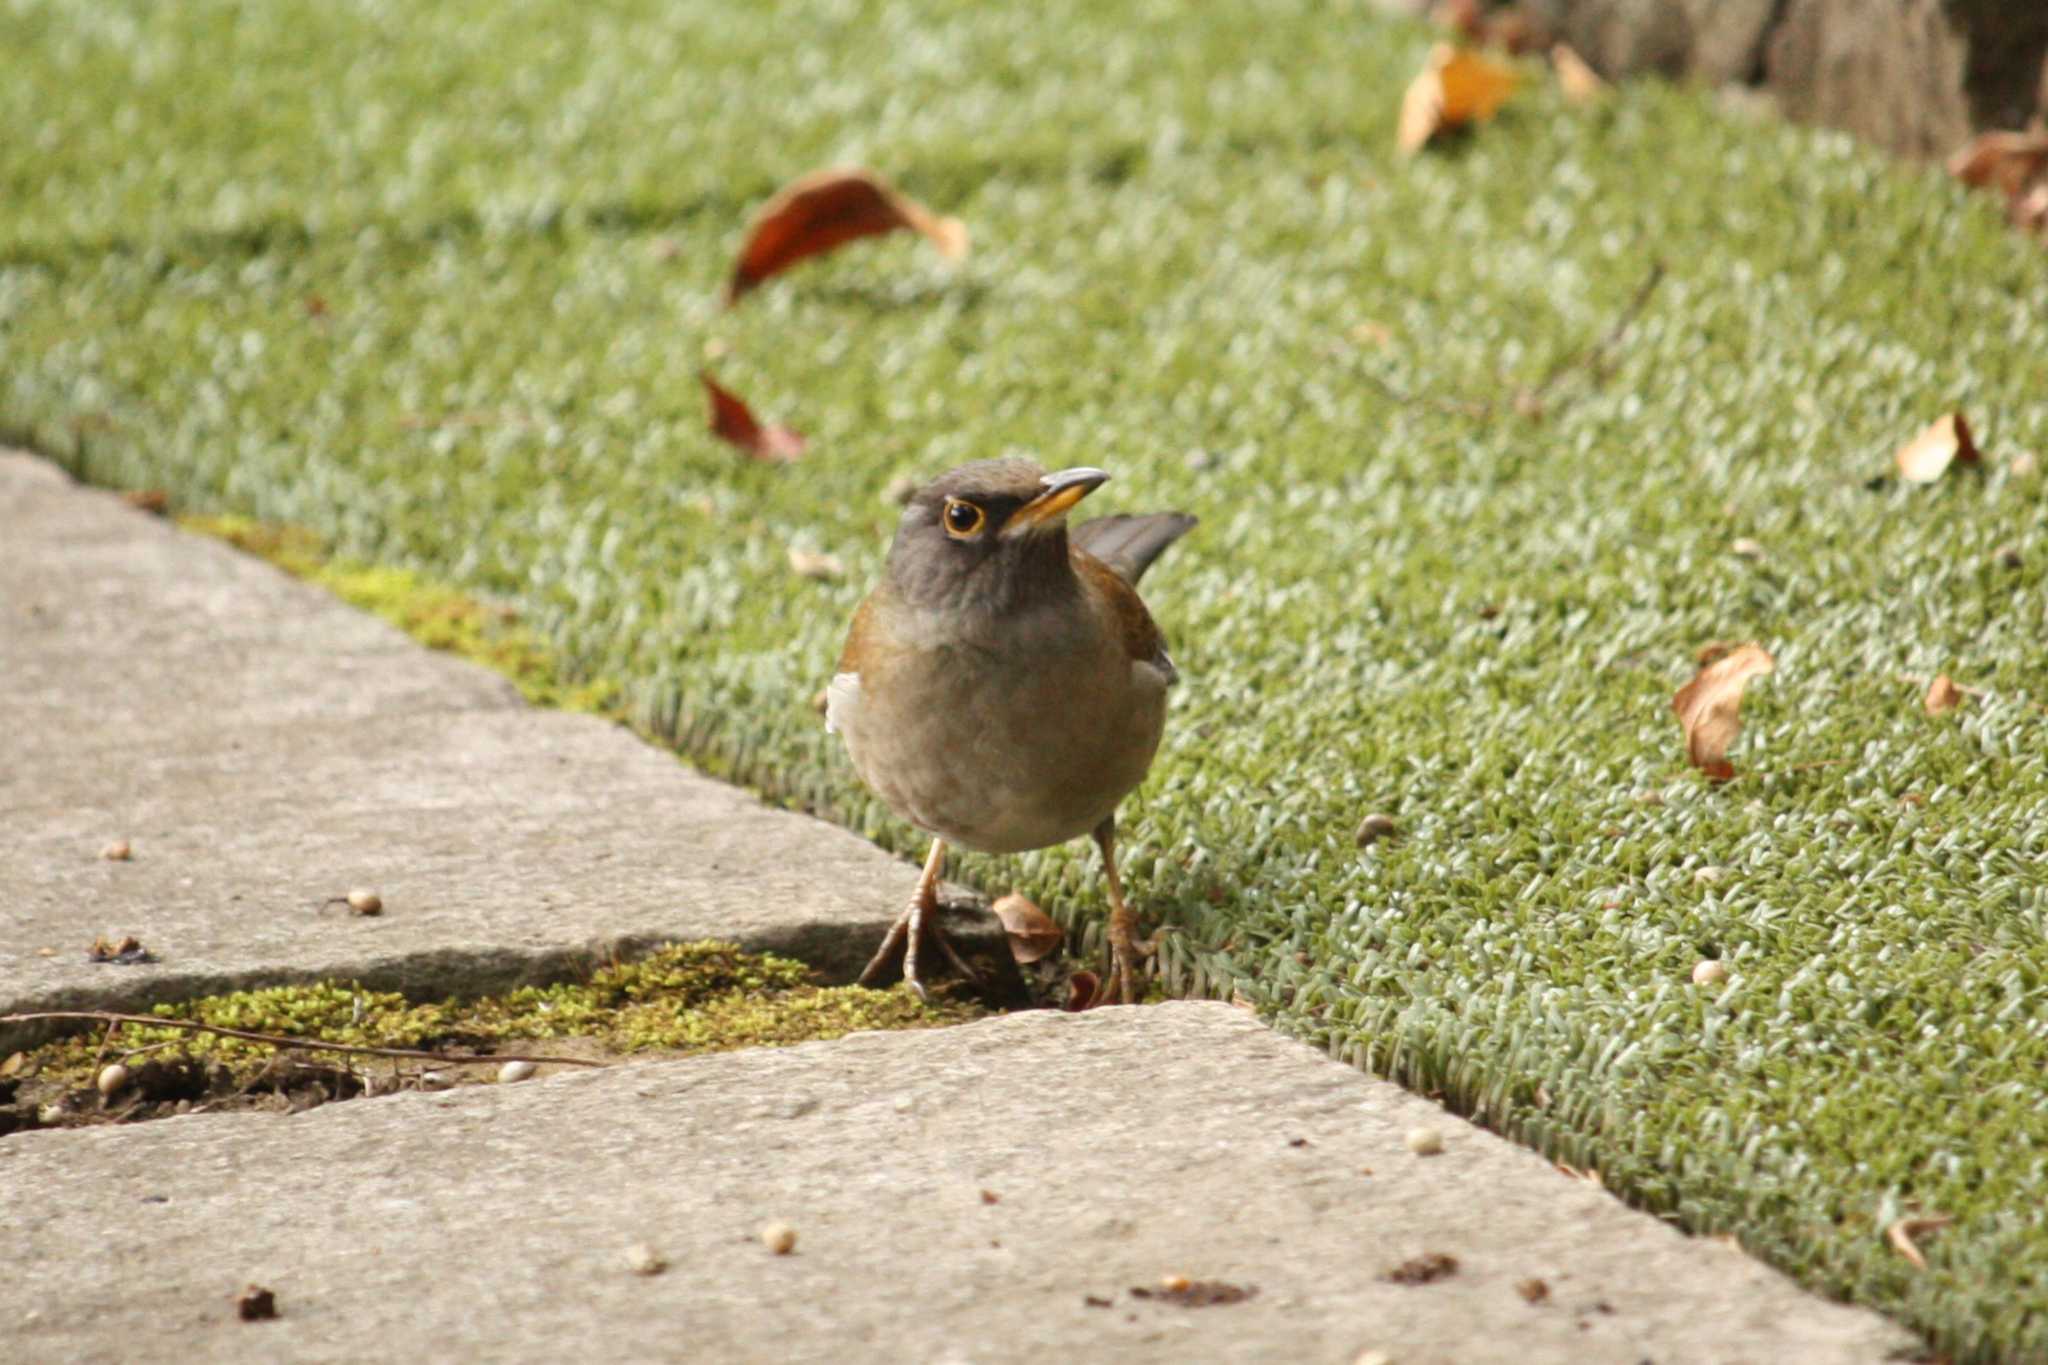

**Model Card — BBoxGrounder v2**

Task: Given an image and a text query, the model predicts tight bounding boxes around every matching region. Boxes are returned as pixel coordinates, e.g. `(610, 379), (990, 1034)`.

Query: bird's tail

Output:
(1071, 512), (1198, 586)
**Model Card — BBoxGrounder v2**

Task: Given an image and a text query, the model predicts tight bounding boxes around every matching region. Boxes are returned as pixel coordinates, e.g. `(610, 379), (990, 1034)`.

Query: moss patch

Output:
(180, 513), (622, 715)
(4, 942), (980, 1129)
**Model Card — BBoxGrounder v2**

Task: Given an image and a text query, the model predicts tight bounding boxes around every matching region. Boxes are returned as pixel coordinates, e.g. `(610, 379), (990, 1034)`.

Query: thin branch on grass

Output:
(1526, 259), (1667, 402)
(1352, 259), (1666, 420)
(1886, 1214), (1952, 1271)
(0, 1011), (607, 1068)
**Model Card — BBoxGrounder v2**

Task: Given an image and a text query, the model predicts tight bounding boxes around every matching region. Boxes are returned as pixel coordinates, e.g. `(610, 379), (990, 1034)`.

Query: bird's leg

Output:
(1094, 816), (1147, 1005)
(857, 838), (980, 999)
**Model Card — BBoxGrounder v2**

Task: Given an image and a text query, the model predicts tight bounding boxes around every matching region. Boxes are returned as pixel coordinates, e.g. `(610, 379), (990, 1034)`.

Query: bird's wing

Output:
(1073, 551), (1178, 685)
(1069, 512), (1197, 587)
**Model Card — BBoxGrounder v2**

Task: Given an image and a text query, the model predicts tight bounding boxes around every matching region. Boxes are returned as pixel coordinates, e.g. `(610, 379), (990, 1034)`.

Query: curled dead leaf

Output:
(1895, 412), (1979, 484)
(1946, 130), (2048, 199)
(1397, 43), (1517, 158)
(1063, 970), (1104, 1012)
(1923, 674), (1963, 716)
(1551, 43), (1607, 105)
(701, 371), (806, 463)
(727, 167), (968, 305)
(1885, 1214), (1952, 1271)
(1672, 643), (1775, 782)
(990, 892), (1064, 965)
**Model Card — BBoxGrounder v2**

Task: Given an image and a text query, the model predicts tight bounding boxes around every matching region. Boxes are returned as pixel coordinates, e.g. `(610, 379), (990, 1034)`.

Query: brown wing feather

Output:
(1073, 549), (1171, 674)
(836, 592), (883, 676)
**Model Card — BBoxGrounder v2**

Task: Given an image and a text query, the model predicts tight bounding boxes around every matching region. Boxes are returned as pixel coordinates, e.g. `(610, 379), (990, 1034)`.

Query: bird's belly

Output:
(840, 648), (1167, 854)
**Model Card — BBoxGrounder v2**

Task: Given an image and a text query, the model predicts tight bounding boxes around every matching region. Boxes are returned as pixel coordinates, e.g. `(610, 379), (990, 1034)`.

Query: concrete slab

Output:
(0, 1003), (1915, 1364)
(0, 453), (991, 1051)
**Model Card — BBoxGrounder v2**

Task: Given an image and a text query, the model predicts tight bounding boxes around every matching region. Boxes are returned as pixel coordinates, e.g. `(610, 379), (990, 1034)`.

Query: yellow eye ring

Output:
(942, 498), (986, 539)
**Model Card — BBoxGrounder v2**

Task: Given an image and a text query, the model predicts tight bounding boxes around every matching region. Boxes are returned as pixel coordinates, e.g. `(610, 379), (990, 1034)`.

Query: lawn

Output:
(4, 1), (2046, 1356)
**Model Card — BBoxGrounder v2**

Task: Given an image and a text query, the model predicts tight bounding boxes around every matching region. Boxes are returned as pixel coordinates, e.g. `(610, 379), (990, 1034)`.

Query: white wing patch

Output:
(824, 671), (862, 735)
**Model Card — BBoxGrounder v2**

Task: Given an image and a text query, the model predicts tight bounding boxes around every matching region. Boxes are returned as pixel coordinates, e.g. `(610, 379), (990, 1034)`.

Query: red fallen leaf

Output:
(700, 370), (806, 463)
(1924, 674), (1963, 716)
(1063, 970), (1104, 1012)
(1895, 412), (1979, 483)
(1946, 130), (2048, 200)
(726, 167), (968, 305)
(990, 892), (1063, 965)
(1672, 643), (1775, 782)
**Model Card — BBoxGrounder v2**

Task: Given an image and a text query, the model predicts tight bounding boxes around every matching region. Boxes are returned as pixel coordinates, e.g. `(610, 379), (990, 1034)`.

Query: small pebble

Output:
(96, 1063), (129, 1098)
(1405, 1126), (1444, 1157)
(99, 840), (132, 862)
(1692, 959), (1728, 987)
(1353, 814), (1400, 848)
(345, 888), (383, 916)
(622, 1243), (668, 1276)
(1354, 1351), (1394, 1365)
(235, 1285), (278, 1322)
(498, 1060), (537, 1084)
(760, 1221), (798, 1255)
(1159, 1273), (1191, 1293)
(418, 1071), (453, 1091)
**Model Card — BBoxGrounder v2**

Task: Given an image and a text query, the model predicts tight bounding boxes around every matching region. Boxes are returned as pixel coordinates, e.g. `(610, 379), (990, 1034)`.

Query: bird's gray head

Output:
(885, 457), (1109, 614)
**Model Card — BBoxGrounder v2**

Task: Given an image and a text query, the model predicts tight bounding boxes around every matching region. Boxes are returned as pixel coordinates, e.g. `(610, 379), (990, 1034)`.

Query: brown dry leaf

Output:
(1398, 43), (1517, 157)
(1946, 129), (2048, 200)
(1063, 970), (1104, 1012)
(1895, 412), (1980, 483)
(1924, 674), (1964, 716)
(990, 892), (1064, 965)
(1551, 43), (1608, 105)
(1383, 1252), (1459, 1285)
(1672, 643), (1776, 782)
(1885, 1214), (1952, 1271)
(701, 371), (806, 463)
(726, 167), (968, 304)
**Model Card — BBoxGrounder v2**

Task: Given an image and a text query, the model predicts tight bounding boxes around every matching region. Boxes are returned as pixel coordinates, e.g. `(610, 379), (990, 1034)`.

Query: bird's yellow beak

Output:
(1002, 466), (1110, 538)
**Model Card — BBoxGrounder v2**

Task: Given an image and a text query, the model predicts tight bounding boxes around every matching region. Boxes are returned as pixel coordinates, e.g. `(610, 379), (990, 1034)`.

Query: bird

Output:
(825, 457), (1196, 1005)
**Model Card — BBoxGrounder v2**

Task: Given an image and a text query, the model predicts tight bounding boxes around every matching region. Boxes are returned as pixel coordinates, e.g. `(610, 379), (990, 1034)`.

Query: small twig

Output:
(1355, 365), (1496, 419)
(0, 1011), (606, 1068)
(1528, 259), (1667, 400)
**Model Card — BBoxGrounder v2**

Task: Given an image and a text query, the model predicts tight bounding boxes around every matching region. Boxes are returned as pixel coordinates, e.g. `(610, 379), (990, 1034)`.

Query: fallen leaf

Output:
(786, 548), (844, 581)
(1383, 1252), (1459, 1285)
(989, 892), (1064, 964)
(1516, 1277), (1550, 1304)
(1885, 1214), (1952, 1271)
(1551, 43), (1607, 104)
(1895, 412), (1980, 483)
(701, 371), (806, 463)
(1946, 129), (2048, 200)
(726, 167), (968, 304)
(1063, 970), (1104, 1012)
(121, 490), (170, 516)
(1672, 642), (1775, 781)
(87, 935), (155, 966)
(1924, 674), (1963, 716)
(1398, 43), (1517, 157)
(1129, 1279), (1257, 1307)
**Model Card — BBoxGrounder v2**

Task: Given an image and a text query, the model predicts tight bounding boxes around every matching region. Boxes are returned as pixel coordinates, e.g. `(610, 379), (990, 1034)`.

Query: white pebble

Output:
(418, 1071), (453, 1091)
(346, 887), (383, 915)
(498, 1060), (537, 1084)
(1405, 1126), (1444, 1156)
(96, 1063), (129, 1098)
(760, 1221), (798, 1255)
(622, 1243), (667, 1276)
(1692, 959), (1729, 987)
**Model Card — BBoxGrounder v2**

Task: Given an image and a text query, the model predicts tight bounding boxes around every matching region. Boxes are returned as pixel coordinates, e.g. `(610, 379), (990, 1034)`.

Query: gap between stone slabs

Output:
(0, 450), (1003, 1054)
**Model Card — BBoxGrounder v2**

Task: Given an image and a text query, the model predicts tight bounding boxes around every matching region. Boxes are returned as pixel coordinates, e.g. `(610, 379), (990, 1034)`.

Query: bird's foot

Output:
(1103, 905), (1152, 1005)
(857, 896), (981, 1002)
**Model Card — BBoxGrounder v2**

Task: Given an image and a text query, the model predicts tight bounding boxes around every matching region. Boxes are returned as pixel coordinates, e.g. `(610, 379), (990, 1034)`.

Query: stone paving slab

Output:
(2, 1004), (1914, 1364)
(0, 453), (994, 1051)
(0, 451), (1923, 1362)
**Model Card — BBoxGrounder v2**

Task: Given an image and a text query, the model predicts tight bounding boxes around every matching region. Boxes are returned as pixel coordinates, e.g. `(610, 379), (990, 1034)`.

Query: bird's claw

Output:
(857, 897), (980, 1001)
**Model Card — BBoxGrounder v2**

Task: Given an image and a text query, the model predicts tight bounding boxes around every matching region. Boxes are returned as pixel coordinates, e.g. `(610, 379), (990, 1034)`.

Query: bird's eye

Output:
(942, 498), (986, 539)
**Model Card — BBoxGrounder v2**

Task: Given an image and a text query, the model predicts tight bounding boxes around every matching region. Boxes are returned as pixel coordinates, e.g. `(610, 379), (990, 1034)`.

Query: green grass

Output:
(4, 1), (2046, 1355)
